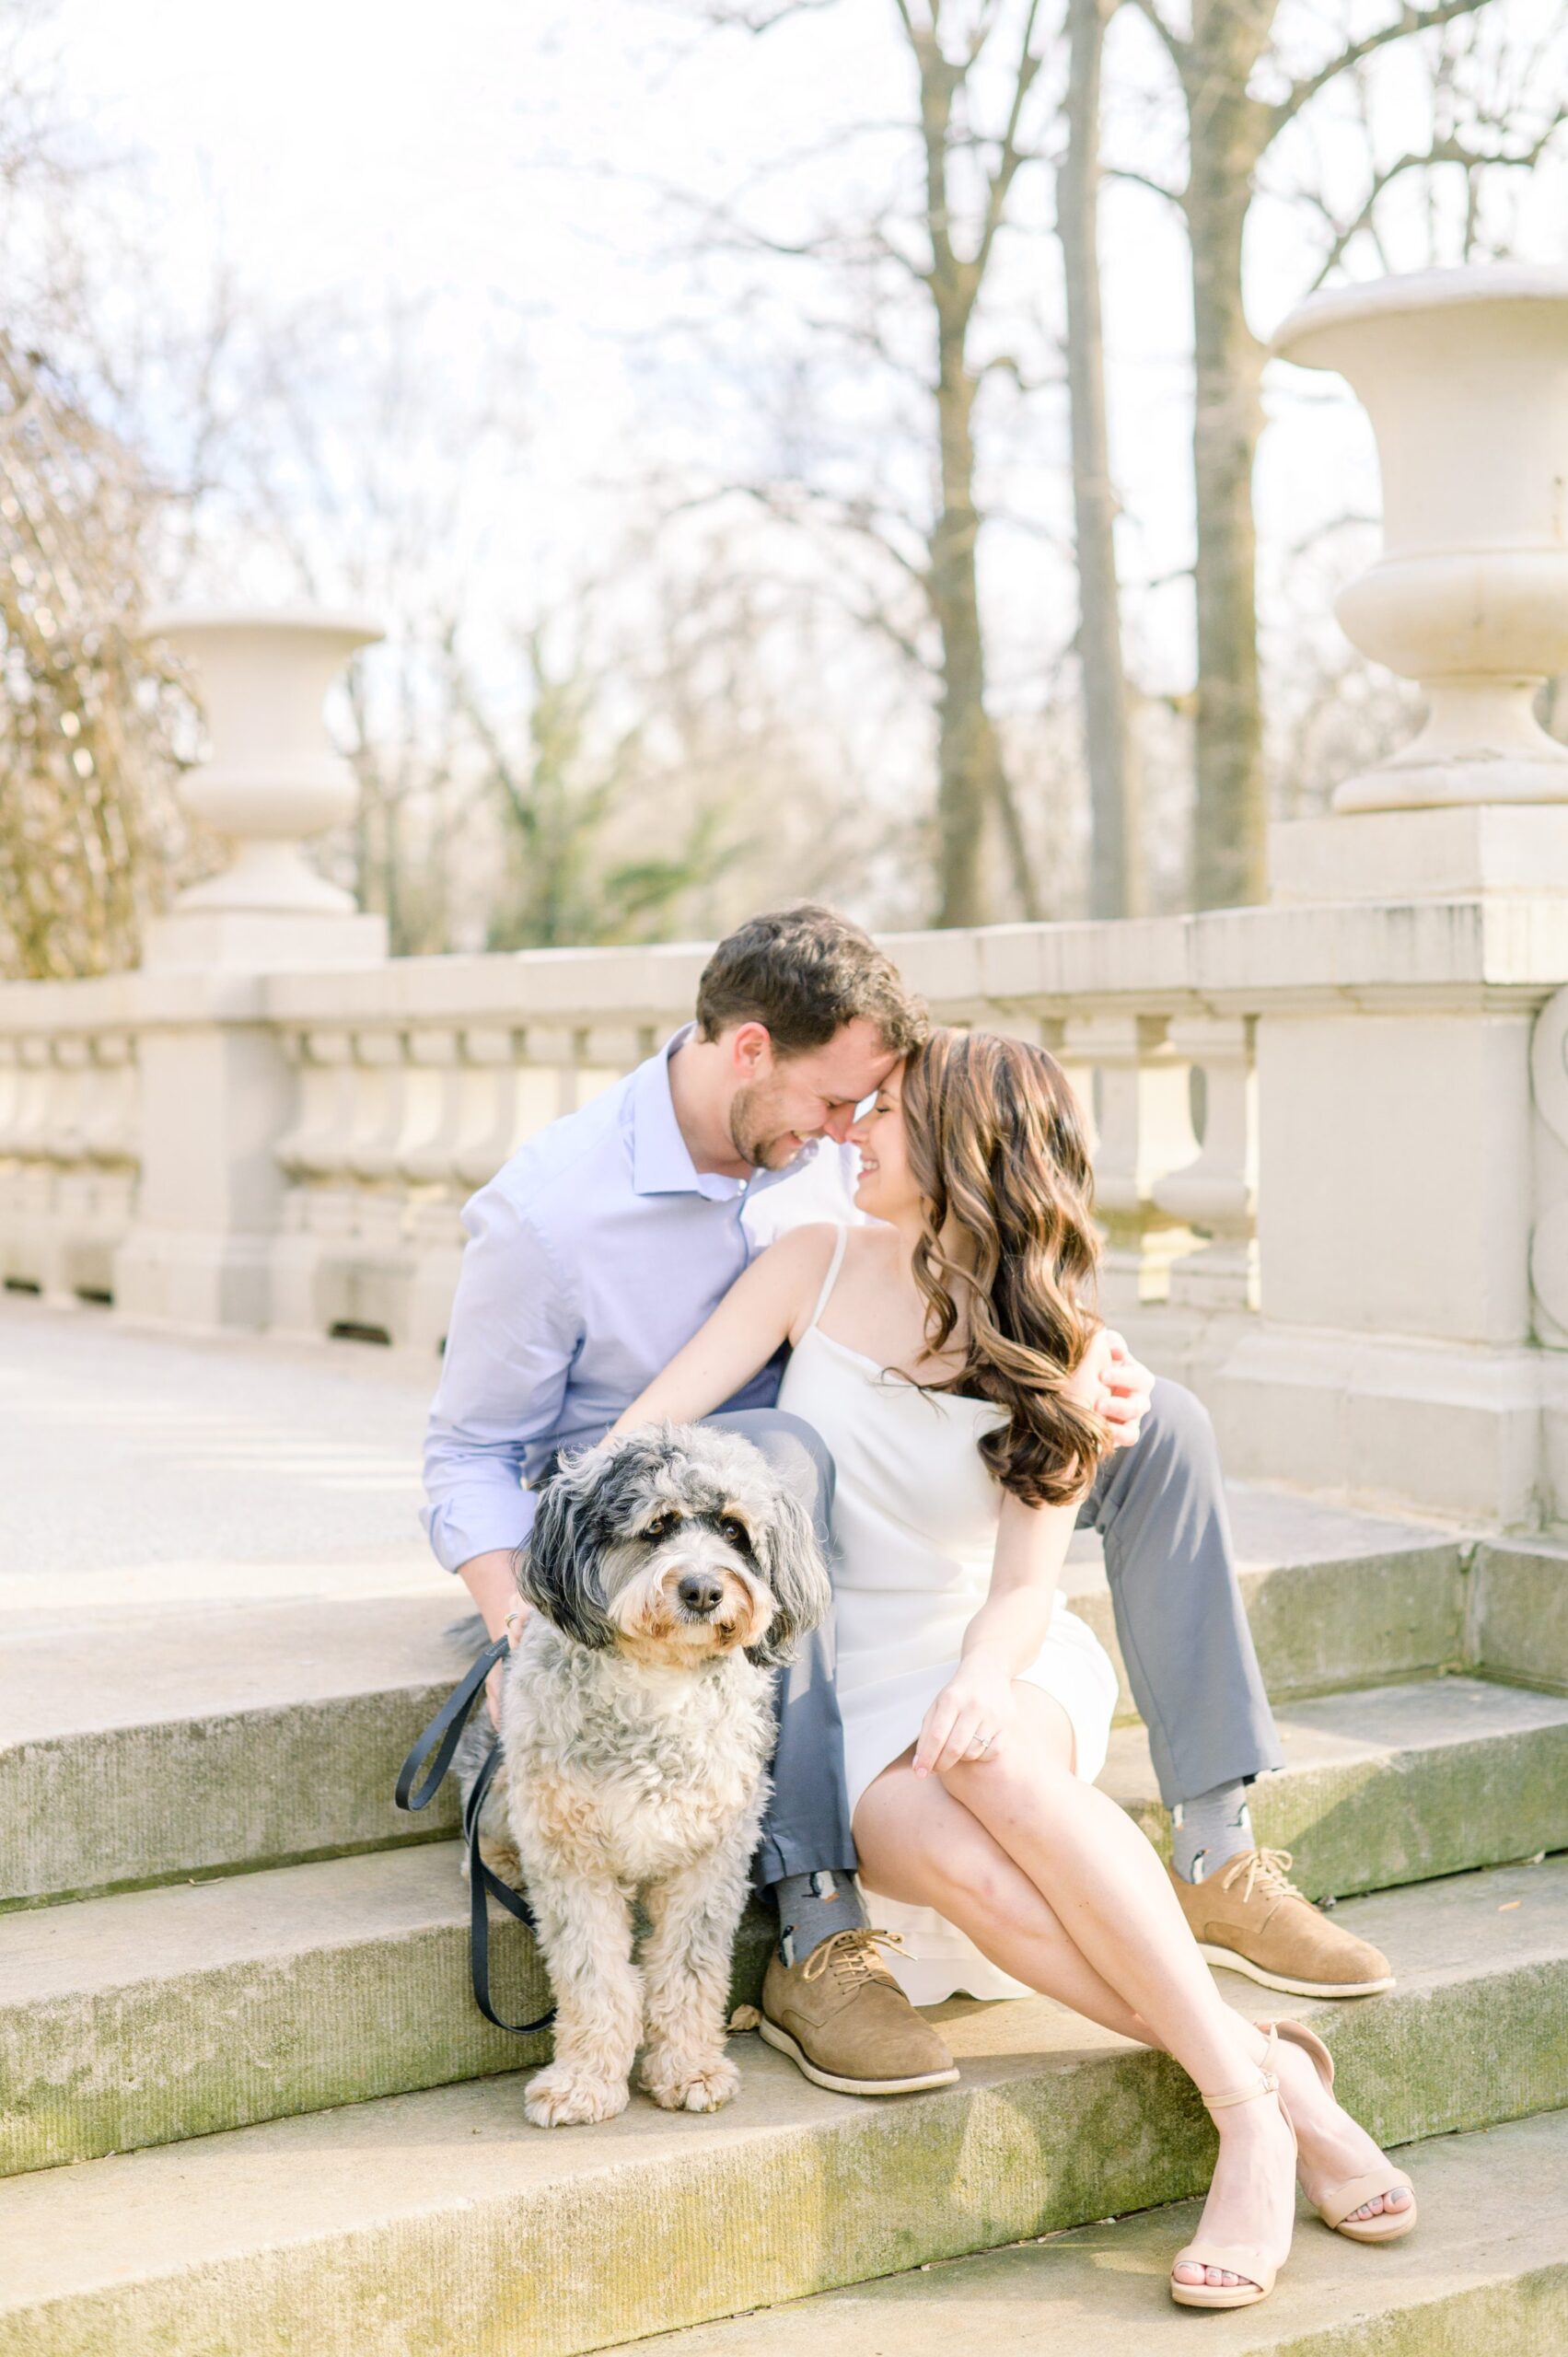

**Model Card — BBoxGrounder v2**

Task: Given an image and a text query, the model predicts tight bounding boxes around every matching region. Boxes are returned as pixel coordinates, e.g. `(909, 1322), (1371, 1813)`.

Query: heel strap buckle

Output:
(1204, 2066), (1277, 2109)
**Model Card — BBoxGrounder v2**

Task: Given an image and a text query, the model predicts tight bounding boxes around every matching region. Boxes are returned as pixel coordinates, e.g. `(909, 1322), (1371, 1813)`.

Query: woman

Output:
(612, 1028), (1413, 2311)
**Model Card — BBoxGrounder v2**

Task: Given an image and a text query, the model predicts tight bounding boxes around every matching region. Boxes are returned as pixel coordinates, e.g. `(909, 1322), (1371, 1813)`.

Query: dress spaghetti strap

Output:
(806, 1225), (850, 1332)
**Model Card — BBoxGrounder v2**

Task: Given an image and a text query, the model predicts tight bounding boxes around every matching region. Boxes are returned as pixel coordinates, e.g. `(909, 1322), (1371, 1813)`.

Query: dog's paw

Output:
(523, 2062), (631, 2129)
(640, 2048), (741, 2113)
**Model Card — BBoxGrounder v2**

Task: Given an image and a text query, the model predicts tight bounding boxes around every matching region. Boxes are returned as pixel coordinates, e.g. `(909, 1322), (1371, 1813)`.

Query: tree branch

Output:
(1268, 0), (1493, 140)
(1103, 162), (1185, 206)
(973, 0), (1048, 281)
(1121, 0), (1188, 72)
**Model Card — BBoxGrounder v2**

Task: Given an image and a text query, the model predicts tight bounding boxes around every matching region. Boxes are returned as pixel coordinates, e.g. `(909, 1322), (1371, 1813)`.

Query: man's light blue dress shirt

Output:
(421, 1027), (857, 1573)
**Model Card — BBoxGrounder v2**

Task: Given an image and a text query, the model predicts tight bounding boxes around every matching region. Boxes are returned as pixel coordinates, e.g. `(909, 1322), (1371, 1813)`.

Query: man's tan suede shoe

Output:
(760, 1929), (959, 2096)
(1170, 1847), (1394, 1999)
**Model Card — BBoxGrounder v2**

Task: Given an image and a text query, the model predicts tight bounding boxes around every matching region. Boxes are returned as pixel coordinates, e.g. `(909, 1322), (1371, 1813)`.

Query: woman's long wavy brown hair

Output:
(898, 1027), (1109, 1507)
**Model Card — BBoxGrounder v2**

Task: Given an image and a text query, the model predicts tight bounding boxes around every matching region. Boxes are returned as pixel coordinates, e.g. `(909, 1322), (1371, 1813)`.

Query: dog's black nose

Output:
(678, 1572), (724, 1616)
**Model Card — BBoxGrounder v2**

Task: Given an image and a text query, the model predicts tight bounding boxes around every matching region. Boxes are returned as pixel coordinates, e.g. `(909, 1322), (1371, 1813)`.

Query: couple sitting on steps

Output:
(422, 903), (1414, 2315)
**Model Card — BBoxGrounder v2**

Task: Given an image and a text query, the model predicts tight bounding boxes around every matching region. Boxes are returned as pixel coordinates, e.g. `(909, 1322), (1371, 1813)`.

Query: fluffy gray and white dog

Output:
(454, 1421), (831, 2129)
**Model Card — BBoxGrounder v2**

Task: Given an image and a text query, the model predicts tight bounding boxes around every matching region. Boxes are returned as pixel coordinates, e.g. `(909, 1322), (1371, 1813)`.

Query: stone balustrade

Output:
(6, 883), (1568, 1534)
(0, 930), (1258, 1353)
(6, 261), (1568, 1536)
(0, 977), (140, 1306)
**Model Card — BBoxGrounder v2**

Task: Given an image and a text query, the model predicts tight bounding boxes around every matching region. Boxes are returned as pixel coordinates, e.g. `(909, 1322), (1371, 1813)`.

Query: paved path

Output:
(0, 1296), (443, 1623)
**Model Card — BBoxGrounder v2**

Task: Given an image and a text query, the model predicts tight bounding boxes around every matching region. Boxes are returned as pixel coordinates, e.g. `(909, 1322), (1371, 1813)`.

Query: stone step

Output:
(1, 1855), (1563, 2354)
(0, 1843), (766, 2177)
(1063, 1485), (1469, 1722)
(6, 1674), (1564, 2174)
(2, 1492), (1474, 1907)
(603, 2106), (1568, 2357)
(0, 1595), (460, 1907)
(1106, 1673), (1568, 1900)
(1469, 1537), (1568, 1696)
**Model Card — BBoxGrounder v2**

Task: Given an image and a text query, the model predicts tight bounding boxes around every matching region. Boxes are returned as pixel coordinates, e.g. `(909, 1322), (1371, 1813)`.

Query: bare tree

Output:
(1059, 0), (1137, 915)
(1118, 0), (1568, 907)
(0, 343), (192, 977)
(0, 6), (202, 977)
(676, 2), (1064, 928)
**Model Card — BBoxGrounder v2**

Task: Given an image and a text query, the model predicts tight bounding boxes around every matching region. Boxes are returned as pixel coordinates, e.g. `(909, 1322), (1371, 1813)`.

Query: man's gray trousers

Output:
(714, 1379), (1283, 1887)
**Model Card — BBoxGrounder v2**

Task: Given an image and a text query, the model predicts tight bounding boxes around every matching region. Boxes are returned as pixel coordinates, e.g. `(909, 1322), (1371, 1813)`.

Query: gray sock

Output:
(773, 1868), (868, 1964)
(1170, 1782), (1255, 1884)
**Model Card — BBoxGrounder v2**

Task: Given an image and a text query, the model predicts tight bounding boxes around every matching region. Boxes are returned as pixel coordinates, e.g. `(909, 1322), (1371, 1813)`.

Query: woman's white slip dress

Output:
(775, 1225), (1119, 2004)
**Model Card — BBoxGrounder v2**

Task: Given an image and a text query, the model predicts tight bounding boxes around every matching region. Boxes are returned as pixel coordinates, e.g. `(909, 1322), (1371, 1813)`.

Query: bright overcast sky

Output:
(48, 0), (1568, 706)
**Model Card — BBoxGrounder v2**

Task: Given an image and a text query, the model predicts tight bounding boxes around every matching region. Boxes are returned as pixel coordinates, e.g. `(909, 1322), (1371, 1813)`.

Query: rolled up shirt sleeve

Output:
(421, 1181), (579, 1573)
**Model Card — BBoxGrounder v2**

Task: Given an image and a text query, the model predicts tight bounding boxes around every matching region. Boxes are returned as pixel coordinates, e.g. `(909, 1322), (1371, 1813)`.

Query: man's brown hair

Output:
(695, 905), (927, 1059)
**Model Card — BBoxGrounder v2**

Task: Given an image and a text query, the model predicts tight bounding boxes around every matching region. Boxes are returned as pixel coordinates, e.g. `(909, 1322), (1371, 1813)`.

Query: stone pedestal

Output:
(1270, 806), (1568, 906)
(142, 910), (388, 972)
(114, 610), (389, 1332)
(1203, 269), (1568, 1528)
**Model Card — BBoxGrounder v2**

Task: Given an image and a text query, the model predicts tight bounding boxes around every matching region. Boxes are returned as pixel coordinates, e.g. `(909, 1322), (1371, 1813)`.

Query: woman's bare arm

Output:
(912, 1492), (1082, 1773)
(915, 1348), (1103, 1774)
(607, 1223), (840, 1437)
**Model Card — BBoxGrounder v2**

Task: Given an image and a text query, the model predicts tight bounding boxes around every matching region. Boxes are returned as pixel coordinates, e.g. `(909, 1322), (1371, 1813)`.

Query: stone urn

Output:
(1272, 265), (1568, 812)
(144, 608), (384, 912)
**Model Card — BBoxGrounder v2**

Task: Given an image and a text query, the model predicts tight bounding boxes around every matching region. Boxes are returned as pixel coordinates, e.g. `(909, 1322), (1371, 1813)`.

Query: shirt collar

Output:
(630, 1024), (819, 1202)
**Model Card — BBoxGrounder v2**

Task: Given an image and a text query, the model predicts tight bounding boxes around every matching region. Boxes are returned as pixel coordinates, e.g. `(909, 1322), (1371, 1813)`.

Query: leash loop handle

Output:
(395, 1633), (509, 1813)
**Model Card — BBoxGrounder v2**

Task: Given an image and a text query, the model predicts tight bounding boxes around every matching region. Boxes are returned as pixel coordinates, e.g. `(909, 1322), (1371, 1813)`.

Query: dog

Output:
(453, 1422), (831, 2129)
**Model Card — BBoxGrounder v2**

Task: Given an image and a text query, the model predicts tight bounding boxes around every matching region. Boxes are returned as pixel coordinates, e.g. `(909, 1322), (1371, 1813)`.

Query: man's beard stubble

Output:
(728, 1081), (809, 1173)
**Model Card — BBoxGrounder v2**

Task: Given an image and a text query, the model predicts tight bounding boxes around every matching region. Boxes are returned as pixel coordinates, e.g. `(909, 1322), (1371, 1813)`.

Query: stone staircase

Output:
(4, 1460), (1568, 2354)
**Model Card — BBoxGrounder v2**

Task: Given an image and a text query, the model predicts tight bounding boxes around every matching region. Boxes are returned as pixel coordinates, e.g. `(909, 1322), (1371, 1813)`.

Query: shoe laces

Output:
(801, 1926), (907, 1989)
(1219, 1847), (1301, 1907)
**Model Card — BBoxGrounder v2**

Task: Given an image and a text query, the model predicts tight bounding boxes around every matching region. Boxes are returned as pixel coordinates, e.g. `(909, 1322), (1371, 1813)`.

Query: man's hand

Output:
(456, 1549), (529, 1728)
(1086, 1328), (1153, 1449)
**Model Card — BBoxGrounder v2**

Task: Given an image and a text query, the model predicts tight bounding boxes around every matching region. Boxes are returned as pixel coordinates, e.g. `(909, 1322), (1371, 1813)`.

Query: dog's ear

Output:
(515, 1450), (617, 1650)
(747, 1479), (832, 1668)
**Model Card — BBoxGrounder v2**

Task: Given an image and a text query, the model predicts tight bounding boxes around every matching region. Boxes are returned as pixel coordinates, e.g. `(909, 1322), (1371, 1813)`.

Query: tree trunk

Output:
(929, 343), (1005, 927)
(908, 26), (1010, 932)
(1061, 0), (1136, 918)
(1184, 3), (1271, 909)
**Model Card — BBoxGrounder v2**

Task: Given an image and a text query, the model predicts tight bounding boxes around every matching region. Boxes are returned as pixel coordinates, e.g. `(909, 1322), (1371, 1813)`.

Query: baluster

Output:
(343, 1031), (411, 1192)
(579, 1023), (652, 1106)
(398, 1029), (463, 1190)
(275, 1031), (357, 1191)
(1063, 1013), (1192, 1316)
(270, 1030), (357, 1341)
(523, 1024), (584, 1126)
(15, 1039), (62, 1293)
(0, 1041), (22, 1283)
(81, 1035), (140, 1303)
(451, 1028), (530, 1190)
(48, 1037), (98, 1300)
(1153, 1016), (1258, 1311)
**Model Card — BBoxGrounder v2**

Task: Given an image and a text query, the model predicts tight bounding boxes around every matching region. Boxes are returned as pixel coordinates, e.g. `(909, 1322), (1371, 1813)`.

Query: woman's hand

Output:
(914, 1653), (1018, 1777)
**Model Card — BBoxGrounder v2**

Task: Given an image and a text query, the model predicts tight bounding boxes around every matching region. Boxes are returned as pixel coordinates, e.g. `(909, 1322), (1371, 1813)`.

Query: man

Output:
(424, 905), (1388, 2097)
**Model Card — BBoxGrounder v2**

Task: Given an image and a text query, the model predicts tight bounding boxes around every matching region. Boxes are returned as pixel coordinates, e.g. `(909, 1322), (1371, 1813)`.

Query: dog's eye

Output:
(645, 1513), (680, 1542)
(719, 1516), (751, 1552)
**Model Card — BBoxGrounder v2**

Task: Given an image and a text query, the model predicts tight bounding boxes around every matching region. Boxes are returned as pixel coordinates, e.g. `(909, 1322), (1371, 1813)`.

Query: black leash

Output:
(394, 1634), (556, 2037)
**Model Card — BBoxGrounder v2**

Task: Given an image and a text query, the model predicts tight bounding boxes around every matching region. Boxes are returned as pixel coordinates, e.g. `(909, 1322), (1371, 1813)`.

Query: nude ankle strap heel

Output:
(1269, 2019), (1417, 2244)
(1170, 2026), (1296, 2312)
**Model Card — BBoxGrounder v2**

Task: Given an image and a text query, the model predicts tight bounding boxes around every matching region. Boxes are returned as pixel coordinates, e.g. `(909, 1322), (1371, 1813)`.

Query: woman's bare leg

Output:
(854, 1714), (1161, 2051)
(912, 1689), (1295, 2292)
